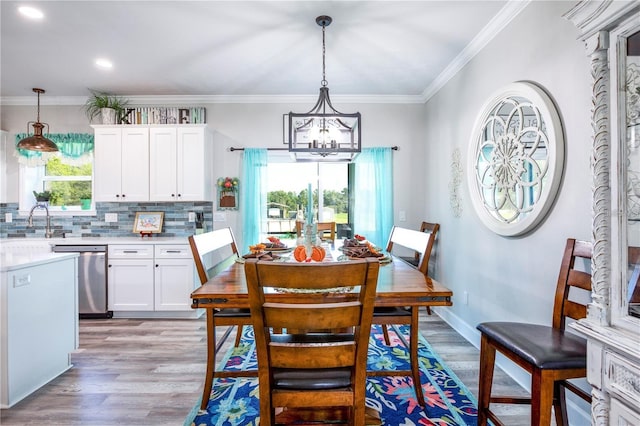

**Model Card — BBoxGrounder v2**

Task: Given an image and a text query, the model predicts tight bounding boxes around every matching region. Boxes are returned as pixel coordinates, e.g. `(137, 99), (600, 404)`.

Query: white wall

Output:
(422, 2), (592, 418)
(1, 102), (424, 241)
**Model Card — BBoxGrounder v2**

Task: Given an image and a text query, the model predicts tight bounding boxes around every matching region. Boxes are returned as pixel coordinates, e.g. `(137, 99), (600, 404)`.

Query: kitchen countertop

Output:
(1, 236), (190, 246)
(0, 251), (79, 272)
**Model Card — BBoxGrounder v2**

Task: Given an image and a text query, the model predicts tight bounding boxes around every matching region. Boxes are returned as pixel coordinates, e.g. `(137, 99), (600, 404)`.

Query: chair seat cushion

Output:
(214, 308), (250, 317)
(273, 367), (352, 390)
(477, 322), (587, 370)
(373, 306), (411, 316)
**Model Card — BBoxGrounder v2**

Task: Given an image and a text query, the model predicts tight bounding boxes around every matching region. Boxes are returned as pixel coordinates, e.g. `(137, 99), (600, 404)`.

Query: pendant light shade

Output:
(17, 88), (58, 152)
(286, 16), (361, 162)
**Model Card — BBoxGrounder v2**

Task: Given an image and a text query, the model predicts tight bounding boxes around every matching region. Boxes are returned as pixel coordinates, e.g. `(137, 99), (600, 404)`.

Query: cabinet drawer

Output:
(108, 245), (153, 259)
(604, 350), (640, 409)
(154, 245), (192, 259)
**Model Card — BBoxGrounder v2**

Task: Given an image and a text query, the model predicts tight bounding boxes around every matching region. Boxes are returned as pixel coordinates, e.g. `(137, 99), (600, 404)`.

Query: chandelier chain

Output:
(321, 24), (327, 87)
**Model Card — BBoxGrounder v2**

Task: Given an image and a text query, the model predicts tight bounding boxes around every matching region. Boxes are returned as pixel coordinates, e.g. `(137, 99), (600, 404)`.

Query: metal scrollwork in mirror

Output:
(467, 81), (564, 237)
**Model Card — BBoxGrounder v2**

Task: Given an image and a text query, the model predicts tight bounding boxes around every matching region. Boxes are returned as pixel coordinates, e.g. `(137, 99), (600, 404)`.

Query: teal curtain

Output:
(15, 133), (94, 165)
(353, 147), (394, 248)
(240, 148), (268, 253)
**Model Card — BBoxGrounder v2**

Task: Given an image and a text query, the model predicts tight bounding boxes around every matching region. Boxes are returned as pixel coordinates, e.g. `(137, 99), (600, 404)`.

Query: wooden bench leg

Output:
(200, 308), (217, 410)
(409, 307), (425, 406)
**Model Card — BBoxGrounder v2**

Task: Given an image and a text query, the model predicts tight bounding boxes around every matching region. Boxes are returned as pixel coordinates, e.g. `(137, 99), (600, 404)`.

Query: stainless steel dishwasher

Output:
(52, 245), (111, 318)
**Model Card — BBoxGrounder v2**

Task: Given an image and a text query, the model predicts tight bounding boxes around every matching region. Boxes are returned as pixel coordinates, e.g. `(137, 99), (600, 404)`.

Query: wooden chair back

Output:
(188, 227), (239, 286)
(552, 238), (592, 331)
(244, 257), (380, 425)
(386, 226), (435, 275)
(318, 221), (336, 242)
(295, 221), (336, 242)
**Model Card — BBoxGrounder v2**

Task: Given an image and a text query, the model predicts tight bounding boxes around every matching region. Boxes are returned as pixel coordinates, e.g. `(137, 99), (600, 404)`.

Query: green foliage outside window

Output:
(267, 188), (348, 224)
(44, 157), (92, 207)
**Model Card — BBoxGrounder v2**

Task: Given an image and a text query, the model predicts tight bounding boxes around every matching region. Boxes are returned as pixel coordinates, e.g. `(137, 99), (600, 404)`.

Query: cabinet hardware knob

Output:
(116, 194), (120, 198)
(171, 194), (175, 197)
(108, 264), (112, 267)
(155, 264), (159, 267)
(122, 194), (126, 198)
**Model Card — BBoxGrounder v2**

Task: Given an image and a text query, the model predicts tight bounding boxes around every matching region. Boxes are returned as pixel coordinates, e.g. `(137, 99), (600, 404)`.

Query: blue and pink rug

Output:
(185, 324), (481, 425)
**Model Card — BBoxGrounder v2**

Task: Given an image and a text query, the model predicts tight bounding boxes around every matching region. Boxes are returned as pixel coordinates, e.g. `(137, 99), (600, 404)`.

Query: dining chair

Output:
(476, 238), (592, 426)
(296, 221), (336, 243)
(188, 227), (253, 410)
(244, 257), (381, 425)
(370, 224), (439, 406)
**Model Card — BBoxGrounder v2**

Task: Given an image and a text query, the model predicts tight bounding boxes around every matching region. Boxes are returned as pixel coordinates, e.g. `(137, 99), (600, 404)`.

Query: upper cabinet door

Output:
(93, 127), (123, 202)
(120, 127), (150, 202)
(177, 126), (209, 201)
(149, 127), (178, 202)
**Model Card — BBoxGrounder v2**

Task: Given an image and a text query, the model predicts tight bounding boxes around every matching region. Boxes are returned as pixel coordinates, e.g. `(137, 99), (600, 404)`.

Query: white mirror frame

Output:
(467, 81), (565, 237)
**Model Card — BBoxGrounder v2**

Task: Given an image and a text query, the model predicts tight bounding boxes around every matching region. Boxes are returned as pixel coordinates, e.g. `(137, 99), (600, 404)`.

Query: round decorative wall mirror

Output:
(467, 81), (564, 236)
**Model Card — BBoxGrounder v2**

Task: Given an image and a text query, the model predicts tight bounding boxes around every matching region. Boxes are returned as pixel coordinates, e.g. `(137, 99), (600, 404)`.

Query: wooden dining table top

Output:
(191, 245), (453, 310)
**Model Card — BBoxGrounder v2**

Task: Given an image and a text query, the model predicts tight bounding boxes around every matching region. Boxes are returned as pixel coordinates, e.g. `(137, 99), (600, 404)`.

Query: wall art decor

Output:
(466, 81), (564, 236)
(133, 211), (164, 235)
(217, 177), (239, 210)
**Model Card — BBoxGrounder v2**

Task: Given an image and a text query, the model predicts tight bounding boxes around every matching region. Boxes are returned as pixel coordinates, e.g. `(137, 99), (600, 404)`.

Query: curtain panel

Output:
(354, 147), (394, 248)
(240, 148), (268, 253)
(15, 133), (94, 166)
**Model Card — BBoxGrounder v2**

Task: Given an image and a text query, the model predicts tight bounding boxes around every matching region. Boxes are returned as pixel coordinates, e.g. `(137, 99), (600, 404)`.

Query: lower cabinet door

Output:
(108, 259), (154, 311)
(154, 259), (195, 311)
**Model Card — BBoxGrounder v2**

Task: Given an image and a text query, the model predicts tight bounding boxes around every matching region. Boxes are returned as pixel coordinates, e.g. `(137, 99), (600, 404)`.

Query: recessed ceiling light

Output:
(18, 6), (44, 20)
(95, 58), (113, 70)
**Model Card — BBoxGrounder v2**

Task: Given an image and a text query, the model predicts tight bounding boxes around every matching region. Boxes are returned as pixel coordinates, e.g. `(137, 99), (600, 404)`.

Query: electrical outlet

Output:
(463, 291), (469, 305)
(213, 212), (226, 222)
(5, 213), (12, 223)
(188, 212), (196, 222)
(105, 213), (118, 222)
(399, 210), (406, 222)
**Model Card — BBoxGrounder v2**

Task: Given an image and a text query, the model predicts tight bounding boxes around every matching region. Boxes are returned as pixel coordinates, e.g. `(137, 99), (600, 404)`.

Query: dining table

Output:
(190, 241), (454, 391)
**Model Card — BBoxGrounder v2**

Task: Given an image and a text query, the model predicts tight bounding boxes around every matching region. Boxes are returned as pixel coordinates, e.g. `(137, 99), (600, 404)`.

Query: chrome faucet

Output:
(28, 203), (54, 238)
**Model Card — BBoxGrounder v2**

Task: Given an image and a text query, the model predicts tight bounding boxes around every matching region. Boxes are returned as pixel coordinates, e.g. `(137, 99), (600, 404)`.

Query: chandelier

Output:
(17, 88), (58, 152)
(286, 16), (361, 162)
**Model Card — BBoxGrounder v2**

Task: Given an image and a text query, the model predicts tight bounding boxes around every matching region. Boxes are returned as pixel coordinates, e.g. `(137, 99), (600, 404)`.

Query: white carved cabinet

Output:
(565, 2), (640, 424)
(93, 126), (150, 202)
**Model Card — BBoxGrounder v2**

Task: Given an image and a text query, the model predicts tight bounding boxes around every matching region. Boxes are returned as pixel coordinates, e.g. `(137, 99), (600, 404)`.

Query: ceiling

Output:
(0, 1), (525, 104)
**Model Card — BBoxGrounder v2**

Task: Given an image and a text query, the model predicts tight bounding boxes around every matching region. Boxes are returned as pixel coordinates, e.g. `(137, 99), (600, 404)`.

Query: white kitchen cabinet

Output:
(153, 245), (196, 311)
(107, 245), (154, 311)
(149, 125), (212, 202)
(93, 126), (149, 202)
(108, 244), (199, 317)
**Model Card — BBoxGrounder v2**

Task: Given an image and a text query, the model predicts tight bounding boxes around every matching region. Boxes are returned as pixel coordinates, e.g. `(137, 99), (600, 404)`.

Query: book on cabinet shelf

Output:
(122, 107), (206, 125)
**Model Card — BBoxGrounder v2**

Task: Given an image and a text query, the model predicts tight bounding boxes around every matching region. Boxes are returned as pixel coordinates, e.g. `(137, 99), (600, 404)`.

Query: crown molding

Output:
(421, 0), (531, 103)
(0, 93), (425, 106)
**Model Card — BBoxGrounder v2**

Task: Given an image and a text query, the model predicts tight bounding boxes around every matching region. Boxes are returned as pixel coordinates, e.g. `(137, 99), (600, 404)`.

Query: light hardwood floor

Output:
(0, 310), (530, 425)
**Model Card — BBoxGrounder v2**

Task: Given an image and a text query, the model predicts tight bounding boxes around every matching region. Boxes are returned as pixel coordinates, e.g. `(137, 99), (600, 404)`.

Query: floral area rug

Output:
(184, 324), (481, 425)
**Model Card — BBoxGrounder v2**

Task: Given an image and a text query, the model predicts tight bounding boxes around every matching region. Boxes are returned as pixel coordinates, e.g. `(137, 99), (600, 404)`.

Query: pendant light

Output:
(17, 88), (58, 152)
(286, 16), (361, 162)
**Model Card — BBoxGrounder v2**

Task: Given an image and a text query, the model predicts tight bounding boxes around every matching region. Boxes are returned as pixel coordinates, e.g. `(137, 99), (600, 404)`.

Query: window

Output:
(20, 155), (93, 212)
(266, 161), (350, 236)
(16, 133), (95, 214)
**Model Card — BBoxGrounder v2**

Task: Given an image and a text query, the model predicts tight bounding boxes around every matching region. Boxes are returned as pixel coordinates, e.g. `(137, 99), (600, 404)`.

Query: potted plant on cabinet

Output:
(84, 90), (130, 124)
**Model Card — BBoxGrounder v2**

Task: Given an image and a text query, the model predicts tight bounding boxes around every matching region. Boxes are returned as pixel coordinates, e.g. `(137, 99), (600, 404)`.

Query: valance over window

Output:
(15, 133), (94, 166)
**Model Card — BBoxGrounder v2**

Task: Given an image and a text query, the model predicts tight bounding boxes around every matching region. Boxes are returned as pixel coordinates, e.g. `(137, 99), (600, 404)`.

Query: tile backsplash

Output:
(0, 202), (213, 239)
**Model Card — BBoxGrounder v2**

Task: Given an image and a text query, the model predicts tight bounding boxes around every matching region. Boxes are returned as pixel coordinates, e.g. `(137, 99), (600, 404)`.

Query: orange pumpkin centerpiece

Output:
(293, 245), (326, 262)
